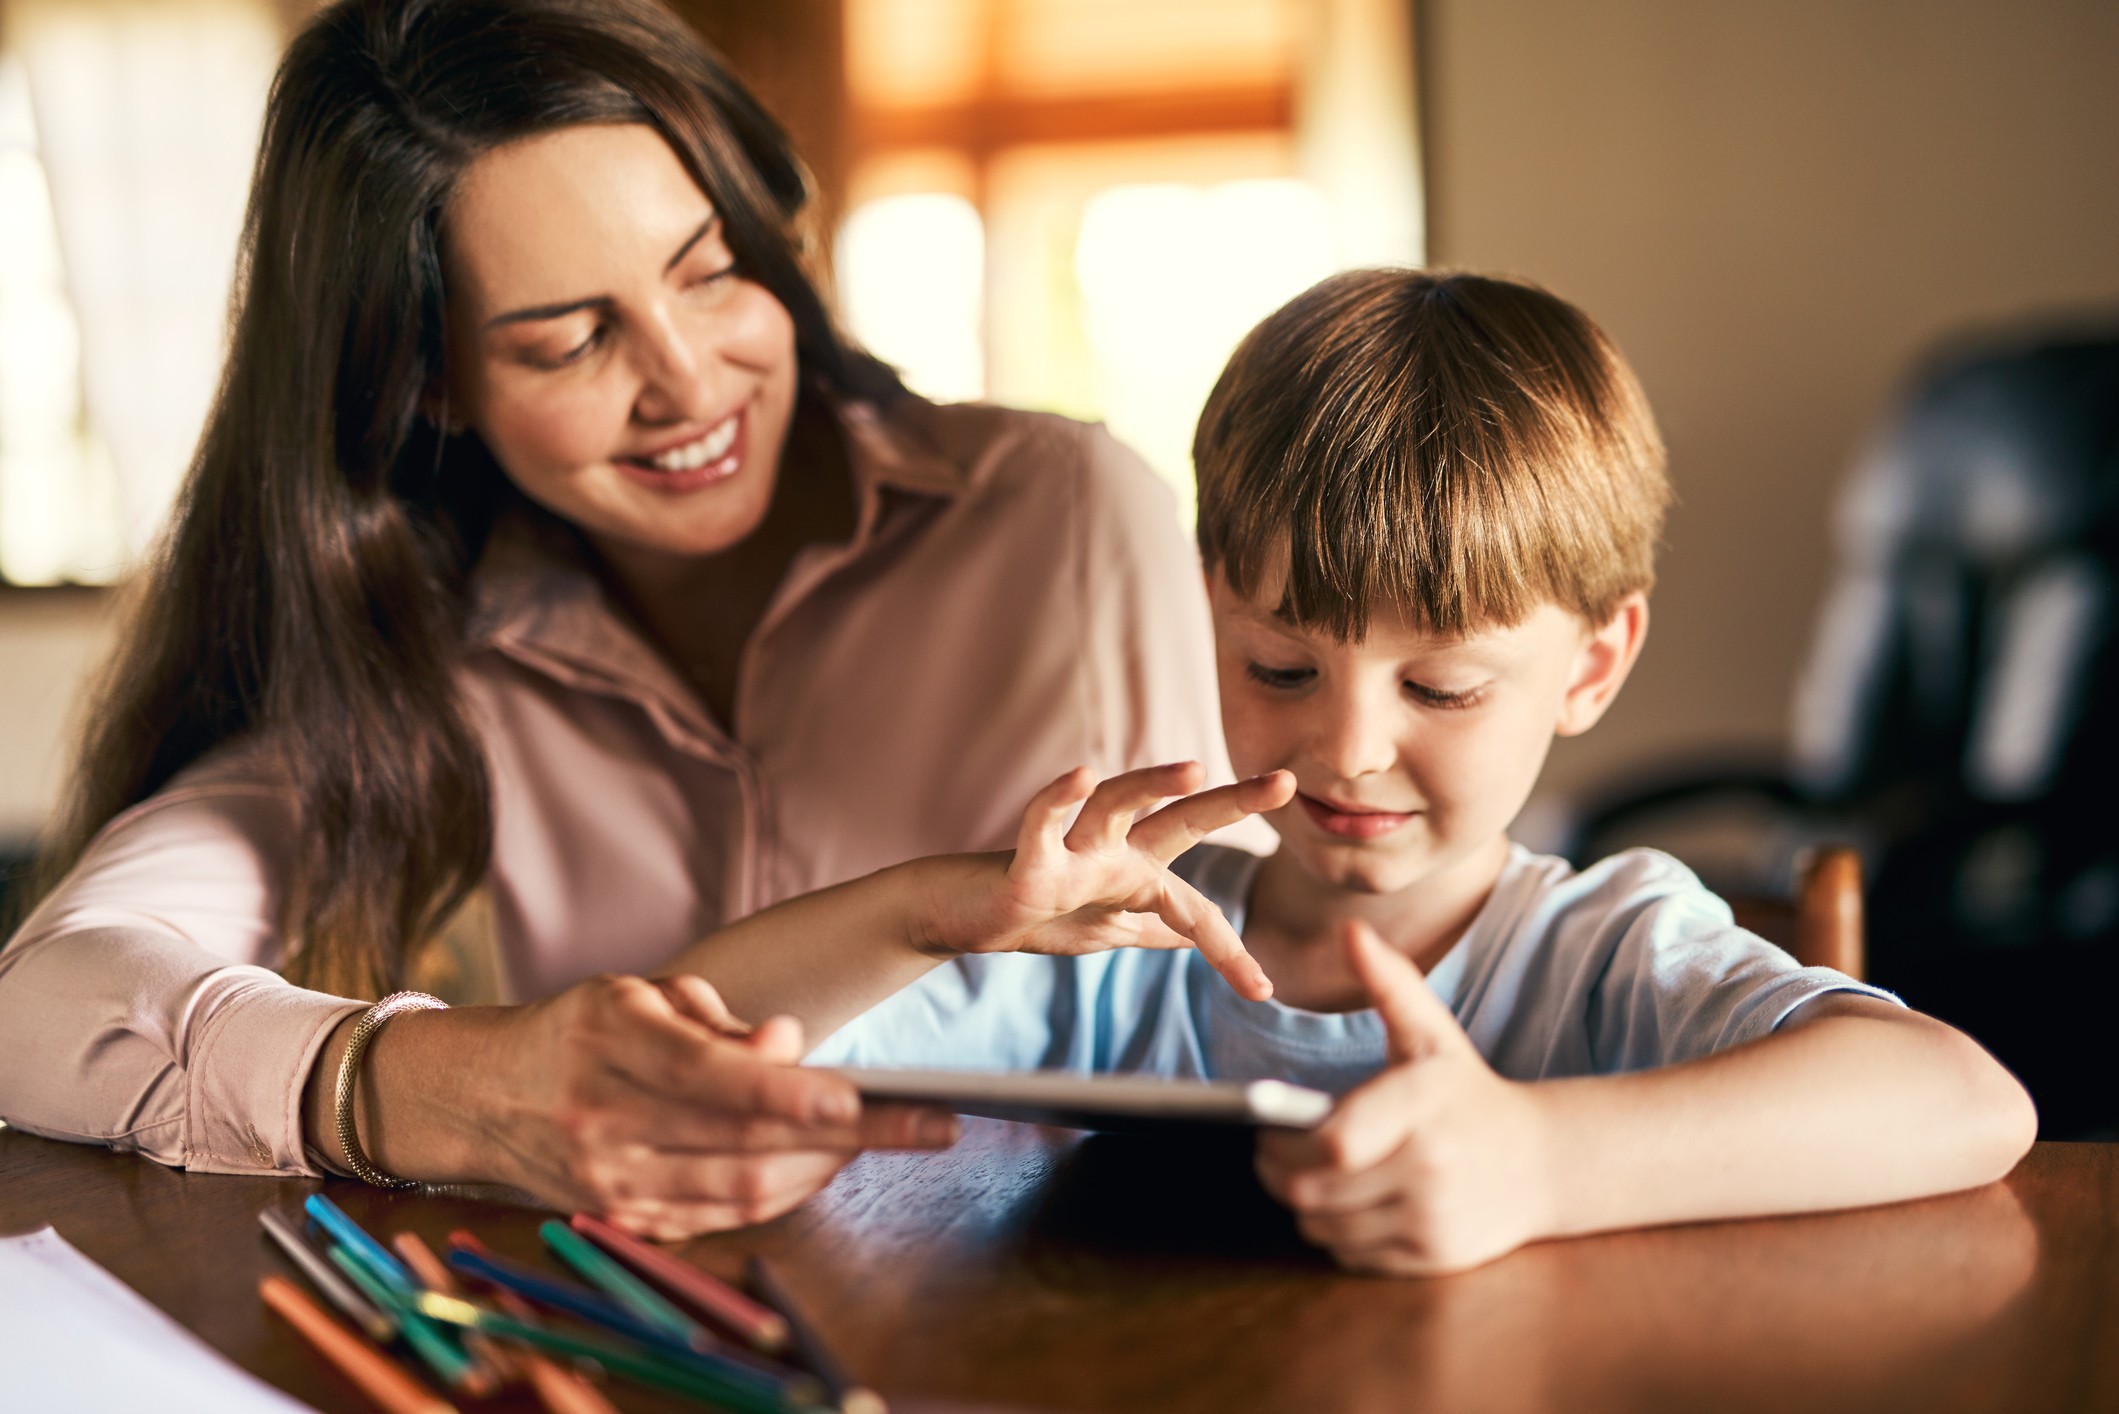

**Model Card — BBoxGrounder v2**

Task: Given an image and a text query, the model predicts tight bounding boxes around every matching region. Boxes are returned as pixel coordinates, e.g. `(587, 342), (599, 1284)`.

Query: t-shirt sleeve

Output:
(0, 749), (364, 1176)
(1584, 858), (1903, 1072)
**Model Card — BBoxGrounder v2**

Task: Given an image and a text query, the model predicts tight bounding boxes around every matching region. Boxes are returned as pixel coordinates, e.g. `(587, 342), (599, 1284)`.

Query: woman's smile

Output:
(617, 406), (747, 493)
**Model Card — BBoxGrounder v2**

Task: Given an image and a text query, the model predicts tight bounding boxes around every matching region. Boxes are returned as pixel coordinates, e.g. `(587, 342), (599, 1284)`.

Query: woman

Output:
(0, 0), (1267, 1237)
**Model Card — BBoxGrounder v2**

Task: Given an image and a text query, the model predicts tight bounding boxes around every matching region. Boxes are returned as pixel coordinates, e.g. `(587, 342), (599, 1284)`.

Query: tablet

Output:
(834, 1067), (1333, 1134)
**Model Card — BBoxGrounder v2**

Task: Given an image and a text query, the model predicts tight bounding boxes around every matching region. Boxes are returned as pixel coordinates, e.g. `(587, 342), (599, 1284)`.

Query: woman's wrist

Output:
(301, 1005), (509, 1186)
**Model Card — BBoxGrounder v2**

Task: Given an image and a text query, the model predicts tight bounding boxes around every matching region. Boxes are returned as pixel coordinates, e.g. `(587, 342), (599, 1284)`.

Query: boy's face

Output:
(1209, 572), (1647, 897)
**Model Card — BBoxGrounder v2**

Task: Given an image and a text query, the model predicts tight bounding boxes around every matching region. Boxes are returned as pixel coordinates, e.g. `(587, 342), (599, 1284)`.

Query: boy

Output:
(700, 270), (2034, 1274)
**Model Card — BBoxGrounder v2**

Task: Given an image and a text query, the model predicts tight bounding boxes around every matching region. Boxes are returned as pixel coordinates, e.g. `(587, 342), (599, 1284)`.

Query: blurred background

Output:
(0, 1), (2115, 1123)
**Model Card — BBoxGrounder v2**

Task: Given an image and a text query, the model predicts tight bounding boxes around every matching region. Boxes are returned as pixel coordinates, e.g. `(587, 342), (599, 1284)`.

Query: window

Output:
(0, 0), (279, 586)
(835, 0), (1422, 520)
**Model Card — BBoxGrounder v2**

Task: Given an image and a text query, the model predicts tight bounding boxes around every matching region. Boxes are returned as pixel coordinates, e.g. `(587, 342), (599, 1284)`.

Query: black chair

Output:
(1570, 330), (2119, 1136)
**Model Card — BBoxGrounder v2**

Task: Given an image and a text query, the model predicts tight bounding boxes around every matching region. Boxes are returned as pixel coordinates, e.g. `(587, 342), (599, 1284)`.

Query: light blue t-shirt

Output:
(809, 843), (1900, 1093)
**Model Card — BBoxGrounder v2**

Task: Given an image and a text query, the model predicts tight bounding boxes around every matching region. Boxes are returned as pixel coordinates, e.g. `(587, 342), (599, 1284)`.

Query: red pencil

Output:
(261, 1274), (458, 1414)
(569, 1212), (790, 1353)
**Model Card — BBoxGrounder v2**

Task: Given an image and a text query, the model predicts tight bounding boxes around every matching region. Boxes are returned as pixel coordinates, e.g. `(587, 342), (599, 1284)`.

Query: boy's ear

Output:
(1555, 593), (1649, 737)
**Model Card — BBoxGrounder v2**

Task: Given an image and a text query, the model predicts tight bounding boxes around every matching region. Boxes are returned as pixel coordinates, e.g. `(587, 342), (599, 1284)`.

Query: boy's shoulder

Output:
(1493, 843), (1729, 928)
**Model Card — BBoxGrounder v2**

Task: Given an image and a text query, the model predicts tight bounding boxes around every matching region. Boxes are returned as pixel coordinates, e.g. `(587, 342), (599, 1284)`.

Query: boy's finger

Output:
(1148, 874), (1273, 1001)
(1279, 1067), (1419, 1174)
(1062, 762), (1204, 852)
(1273, 1140), (1412, 1214)
(1295, 1194), (1413, 1252)
(1346, 921), (1468, 1065)
(1014, 766), (1097, 865)
(1128, 771), (1295, 861)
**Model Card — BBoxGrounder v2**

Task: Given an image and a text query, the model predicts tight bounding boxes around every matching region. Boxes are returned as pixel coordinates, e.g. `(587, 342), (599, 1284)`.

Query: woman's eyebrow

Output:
(483, 214), (721, 331)
(663, 213), (720, 274)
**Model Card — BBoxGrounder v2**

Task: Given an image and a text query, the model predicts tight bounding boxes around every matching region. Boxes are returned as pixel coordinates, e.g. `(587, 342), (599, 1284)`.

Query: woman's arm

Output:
(0, 756), (949, 1236)
(669, 764), (1294, 1045)
(1255, 924), (2038, 1275)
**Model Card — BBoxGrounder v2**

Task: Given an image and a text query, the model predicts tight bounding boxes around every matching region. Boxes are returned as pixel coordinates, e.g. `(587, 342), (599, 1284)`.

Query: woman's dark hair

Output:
(30, 0), (898, 998)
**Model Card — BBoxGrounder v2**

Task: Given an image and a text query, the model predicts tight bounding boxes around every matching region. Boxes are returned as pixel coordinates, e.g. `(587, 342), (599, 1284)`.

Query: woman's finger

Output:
(601, 994), (862, 1127)
(1127, 771), (1296, 862)
(1061, 762), (1203, 853)
(652, 973), (753, 1035)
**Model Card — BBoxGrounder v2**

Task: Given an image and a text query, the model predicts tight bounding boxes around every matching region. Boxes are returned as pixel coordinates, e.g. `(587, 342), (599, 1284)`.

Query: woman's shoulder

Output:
(857, 396), (1176, 518)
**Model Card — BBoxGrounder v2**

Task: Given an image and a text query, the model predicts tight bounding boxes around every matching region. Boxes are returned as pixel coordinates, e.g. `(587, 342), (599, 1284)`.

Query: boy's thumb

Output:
(1345, 920), (1464, 1064)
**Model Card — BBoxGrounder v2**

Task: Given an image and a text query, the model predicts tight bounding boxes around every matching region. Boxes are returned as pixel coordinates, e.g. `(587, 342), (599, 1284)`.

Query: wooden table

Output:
(3, 1122), (2116, 1413)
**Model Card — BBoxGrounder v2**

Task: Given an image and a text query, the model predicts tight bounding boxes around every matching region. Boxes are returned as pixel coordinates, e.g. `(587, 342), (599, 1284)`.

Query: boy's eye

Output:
(1405, 680), (1484, 709)
(1245, 663), (1315, 690)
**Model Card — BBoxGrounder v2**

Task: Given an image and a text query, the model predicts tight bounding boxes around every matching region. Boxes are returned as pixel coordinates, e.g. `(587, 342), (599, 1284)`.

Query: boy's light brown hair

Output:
(1194, 269), (1670, 639)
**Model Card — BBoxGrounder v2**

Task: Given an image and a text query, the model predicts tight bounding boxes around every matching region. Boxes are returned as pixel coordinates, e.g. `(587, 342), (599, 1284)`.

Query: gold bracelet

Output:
(332, 990), (447, 1188)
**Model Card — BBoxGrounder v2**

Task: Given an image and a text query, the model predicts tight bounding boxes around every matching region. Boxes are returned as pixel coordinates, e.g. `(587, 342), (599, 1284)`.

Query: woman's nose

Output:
(631, 306), (719, 425)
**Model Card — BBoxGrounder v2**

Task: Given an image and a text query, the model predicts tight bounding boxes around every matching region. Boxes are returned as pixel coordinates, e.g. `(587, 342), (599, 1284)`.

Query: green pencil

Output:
(539, 1218), (706, 1347)
(327, 1245), (490, 1396)
(412, 1291), (827, 1413)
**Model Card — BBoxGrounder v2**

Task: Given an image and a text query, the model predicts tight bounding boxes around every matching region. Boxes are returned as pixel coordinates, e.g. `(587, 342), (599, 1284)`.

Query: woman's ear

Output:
(1555, 592), (1649, 737)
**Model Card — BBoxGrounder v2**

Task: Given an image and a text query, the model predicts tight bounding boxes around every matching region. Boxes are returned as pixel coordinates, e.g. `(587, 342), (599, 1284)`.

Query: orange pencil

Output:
(570, 1212), (790, 1352)
(260, 1274), (458, 1414)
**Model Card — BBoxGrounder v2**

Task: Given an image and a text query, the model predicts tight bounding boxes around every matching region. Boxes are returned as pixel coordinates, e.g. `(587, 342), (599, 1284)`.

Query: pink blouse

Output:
(0, 397), (1240, 1176)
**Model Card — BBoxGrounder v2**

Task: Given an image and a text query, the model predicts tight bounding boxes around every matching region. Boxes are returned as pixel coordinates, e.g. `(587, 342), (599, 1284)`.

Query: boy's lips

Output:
(1296, 793), (1416, 840)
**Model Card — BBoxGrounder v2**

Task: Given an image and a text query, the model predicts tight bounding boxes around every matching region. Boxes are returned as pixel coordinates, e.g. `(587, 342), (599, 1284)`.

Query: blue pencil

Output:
(305, 1193), (416, 1294)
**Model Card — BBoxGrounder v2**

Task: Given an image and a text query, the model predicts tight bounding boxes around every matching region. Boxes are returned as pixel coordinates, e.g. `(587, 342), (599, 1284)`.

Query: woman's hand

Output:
(315, 973), (958, 1239)
(925, 762), (1296, 1002)
(1253, 922), (1554, 1275)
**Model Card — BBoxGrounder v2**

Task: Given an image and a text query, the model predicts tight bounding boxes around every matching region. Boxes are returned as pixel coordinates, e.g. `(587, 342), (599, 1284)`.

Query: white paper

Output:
(0, 1226), (317, 1413)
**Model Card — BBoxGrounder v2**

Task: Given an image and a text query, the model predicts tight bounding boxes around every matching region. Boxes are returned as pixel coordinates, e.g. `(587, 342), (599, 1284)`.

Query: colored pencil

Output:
(413, 1292), (825, 1413)
(330, 1245), (495, 1397)
(392, 1232), (517, 1386)
(261, 1274), (458, 1414)
(305, 1193), (416, 1293)
(446, 1243), (686, 1350)
(571, 1211), (790, 1352)
(446, 1243), (814, 1401)
(436, 1234), (621, 1414)
(539, 1219), (711, 1347)
(260, 1208), (397, 1344)
(747, 1256), (889, 1414)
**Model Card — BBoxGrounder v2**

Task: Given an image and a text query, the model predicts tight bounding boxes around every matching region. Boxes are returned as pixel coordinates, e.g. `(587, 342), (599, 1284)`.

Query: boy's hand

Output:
(928, 762), (1294, 1002)
(1254, 921), (1554, 1275)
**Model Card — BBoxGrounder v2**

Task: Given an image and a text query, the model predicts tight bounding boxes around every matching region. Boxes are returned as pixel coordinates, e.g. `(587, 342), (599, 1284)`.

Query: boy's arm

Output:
(667, 764), (1293, 1046)
(1256, 924), (2036, 1276)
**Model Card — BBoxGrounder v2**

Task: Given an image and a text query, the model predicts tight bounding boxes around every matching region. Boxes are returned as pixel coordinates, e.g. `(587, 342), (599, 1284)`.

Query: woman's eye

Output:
(1406, 680), (1483, 708)
(686, 260), (740, 296)
(526, 326), (604, 369)
(1245, 663), (1315, 690)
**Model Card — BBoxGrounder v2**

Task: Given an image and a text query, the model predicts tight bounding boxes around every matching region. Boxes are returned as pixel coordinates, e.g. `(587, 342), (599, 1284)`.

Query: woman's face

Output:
(443, 122), (799, 562)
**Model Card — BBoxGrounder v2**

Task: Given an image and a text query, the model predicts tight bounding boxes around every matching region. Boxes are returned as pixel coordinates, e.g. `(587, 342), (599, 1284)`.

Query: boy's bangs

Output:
(1196, 269), (1669, 640)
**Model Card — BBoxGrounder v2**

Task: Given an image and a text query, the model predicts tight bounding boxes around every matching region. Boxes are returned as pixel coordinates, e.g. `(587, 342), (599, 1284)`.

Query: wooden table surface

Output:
(3, 1122), (2116, 1413)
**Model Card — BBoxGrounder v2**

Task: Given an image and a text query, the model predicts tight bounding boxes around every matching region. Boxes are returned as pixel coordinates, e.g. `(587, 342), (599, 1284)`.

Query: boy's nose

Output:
(1311, 695), (1401, 782)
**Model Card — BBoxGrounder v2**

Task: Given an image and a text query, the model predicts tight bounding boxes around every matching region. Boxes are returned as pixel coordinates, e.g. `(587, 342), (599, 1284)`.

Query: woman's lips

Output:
(1297, 793), (1416, 840)
(615, 408), (747, 493)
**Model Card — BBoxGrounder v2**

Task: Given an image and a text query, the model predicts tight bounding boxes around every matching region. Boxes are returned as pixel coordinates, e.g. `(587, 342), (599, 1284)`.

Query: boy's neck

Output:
(1244, 834), (1512, 1013)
